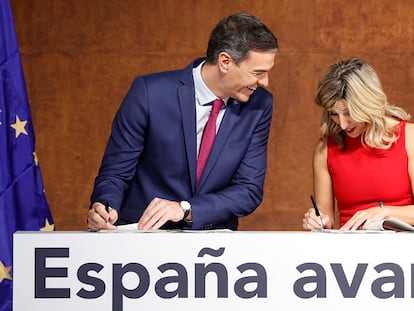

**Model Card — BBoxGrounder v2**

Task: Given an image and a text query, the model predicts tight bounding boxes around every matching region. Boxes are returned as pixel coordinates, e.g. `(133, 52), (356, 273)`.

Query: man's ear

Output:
(218, 52), (232, 72)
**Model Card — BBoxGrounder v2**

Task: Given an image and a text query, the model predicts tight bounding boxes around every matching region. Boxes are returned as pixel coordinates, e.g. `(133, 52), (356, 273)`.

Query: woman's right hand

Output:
(303, 207), (330, 230)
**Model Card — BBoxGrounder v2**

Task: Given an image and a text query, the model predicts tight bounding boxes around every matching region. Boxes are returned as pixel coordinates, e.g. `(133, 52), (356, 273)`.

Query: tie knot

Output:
(212, 99), (224, 114)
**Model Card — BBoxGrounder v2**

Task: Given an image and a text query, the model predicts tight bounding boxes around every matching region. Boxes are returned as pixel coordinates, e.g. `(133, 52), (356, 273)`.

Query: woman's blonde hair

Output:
(316, 58), (410, 149)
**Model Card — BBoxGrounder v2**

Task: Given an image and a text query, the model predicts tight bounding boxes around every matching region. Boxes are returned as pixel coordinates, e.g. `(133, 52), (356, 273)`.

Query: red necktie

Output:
(197, 98), (224, 185)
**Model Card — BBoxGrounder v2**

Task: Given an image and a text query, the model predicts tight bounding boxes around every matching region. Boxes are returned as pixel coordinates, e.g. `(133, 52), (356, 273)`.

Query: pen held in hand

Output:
(104, 201), (110, 223)
(310, 195), (324, 230)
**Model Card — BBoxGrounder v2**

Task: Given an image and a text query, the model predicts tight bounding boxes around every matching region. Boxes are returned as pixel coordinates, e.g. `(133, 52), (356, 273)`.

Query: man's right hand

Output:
(87, 202), (118, 231)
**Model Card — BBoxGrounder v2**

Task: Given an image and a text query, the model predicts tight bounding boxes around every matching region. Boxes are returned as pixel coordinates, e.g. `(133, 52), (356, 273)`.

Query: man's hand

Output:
(87, 202), (118, 231)
(138, 197), (184, 230)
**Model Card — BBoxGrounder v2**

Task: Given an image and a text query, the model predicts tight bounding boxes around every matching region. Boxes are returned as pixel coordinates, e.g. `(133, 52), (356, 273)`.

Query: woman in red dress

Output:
(303, 58), (414, 230)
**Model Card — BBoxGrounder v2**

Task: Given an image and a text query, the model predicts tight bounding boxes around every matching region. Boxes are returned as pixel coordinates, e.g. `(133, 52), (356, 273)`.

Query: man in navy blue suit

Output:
(87, 13), (279, 231)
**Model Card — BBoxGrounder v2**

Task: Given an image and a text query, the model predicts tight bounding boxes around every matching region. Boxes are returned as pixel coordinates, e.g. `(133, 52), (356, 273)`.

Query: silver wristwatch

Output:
(179, 201), (191, 221)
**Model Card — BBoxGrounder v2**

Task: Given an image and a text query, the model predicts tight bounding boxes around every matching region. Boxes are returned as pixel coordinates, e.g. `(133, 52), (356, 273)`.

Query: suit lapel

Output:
(178, 85), (198, 192)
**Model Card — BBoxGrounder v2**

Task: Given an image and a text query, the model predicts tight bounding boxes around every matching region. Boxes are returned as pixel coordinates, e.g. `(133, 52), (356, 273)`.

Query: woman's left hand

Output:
(340, 205), (387, 230)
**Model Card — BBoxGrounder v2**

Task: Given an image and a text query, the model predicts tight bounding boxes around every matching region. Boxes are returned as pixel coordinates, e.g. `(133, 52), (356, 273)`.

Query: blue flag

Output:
(0, 1), (54, 310)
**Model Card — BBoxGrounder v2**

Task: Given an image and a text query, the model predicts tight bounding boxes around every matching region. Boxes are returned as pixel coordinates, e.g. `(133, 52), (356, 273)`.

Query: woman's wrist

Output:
(379, 201), (389, 218)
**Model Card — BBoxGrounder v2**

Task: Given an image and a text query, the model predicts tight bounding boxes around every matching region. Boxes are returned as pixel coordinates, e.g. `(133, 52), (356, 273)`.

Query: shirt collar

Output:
(193, 61), (228, 107)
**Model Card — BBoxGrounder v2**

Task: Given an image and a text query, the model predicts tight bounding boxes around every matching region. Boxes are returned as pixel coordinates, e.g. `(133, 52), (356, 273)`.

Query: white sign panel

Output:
(13, 231), (414, 310)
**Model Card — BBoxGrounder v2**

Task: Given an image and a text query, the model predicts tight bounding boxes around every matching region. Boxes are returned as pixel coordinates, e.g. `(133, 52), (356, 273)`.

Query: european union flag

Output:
(0, 1), (54, 310)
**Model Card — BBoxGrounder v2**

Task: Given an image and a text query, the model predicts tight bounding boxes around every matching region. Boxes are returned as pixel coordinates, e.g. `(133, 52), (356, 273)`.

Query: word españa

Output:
(34, 247), (267, 310)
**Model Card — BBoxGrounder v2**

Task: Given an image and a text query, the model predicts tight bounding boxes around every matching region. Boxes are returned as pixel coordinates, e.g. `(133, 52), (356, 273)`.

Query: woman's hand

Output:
(340, 205), (388, 230)
(303, 207), (330, 230)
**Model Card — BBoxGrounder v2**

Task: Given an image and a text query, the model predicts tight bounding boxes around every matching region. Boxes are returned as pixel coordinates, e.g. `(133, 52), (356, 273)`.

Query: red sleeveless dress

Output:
(327, 121), (413, 226)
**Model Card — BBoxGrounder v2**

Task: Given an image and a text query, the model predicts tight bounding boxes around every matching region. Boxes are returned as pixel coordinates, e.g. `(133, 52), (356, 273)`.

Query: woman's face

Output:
(328, 99), (365, 138)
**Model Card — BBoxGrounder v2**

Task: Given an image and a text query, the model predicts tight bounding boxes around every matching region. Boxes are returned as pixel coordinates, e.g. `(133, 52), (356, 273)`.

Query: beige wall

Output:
(10, 0), (414, 231)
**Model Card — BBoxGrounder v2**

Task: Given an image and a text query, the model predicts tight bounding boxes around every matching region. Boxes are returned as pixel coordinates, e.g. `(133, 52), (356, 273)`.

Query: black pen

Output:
(104, 201), (110, 223)
(310, 195), (324, 230)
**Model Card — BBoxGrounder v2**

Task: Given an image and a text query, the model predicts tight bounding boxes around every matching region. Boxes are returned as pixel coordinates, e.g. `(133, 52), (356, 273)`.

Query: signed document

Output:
(99, 223), (233, 233)
(364, 218), (414, 232)
(314, 218), (414, 233)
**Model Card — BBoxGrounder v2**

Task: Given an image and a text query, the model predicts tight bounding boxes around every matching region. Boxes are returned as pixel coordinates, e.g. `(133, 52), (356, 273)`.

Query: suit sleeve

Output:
(90, 77), (148, 210)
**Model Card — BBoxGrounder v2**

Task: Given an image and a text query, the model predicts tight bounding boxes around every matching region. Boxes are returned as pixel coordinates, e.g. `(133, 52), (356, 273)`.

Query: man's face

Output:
(224, 50), (276, 102)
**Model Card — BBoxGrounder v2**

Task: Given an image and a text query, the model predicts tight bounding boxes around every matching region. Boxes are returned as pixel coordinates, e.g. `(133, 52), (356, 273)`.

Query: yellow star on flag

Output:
(40, 218), (55, 231)
(33, 151), (39, 166)
(0, 261), (12, 283)
(10, 115), (28, 138)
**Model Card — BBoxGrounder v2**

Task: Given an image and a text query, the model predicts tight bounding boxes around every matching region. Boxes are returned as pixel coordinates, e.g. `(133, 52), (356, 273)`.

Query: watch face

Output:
(180, 201), (191, 211)
(180, 201), (191, 221)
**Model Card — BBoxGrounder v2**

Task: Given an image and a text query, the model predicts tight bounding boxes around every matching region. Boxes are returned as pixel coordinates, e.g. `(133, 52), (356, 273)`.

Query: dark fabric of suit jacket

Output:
(91, 58), (274, 230)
